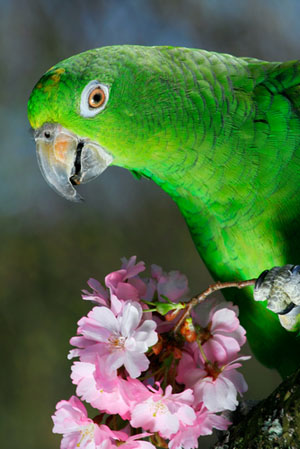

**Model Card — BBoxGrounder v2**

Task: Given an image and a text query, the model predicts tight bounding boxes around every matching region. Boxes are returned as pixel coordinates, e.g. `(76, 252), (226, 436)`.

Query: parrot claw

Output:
(277, 302), (296, 315)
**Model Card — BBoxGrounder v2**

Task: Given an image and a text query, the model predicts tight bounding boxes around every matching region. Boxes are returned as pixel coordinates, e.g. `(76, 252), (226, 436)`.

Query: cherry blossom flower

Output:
(130, 384), (196, 439)
(71, 360), (150, 420)
(193, 308), (246, 364)
(68, 335), (100, 362)
(82, 257), (147, 311)
(52, 396), (125, 449)
(105, 256), (147, 302)
(194, 356), (250, 412)
(71, 361), (131, 419)
(113, 433), (156, 449)
(70, 301), (158, 378)
(177, 351), (250, 412)
(120, 256), (146, 278)
(192, 298), (246, 364)
(193, 297), (246, 344)
(117, 377), (152, 411)
(149, 264), (189, 302)
(82, 278), (109, 306)
(168, 404), (230, 449)
(54, 257), (251, 449)
(81, 278), (125, 316)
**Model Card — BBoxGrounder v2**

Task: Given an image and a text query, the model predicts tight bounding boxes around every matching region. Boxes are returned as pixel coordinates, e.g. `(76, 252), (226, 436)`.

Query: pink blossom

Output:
(70, 302), (158, 378)
(177, 351), (250, 412)
(192, 298), (246, 364)
(71, 361), (131, 419)
(176, 349), (198, 385)
(168, 404), (230, 449)
(150, 265), (189, 302)
(55, 258), (252, 449)
(82, 278), (109, 306)
(71, 360), (150, 420)
(193, 308), (246, 364)
(117, 377), (152, 411)
(193, 297), (246, 345)
(81, 257), (147, 312)
(52, 396), (125, 449)
(68, 335), (100, 362)
(130, 384), (196, 439)
(121, 256), (146, 278)
(105, 256), (147, 302)
(114, 433), (156, 449)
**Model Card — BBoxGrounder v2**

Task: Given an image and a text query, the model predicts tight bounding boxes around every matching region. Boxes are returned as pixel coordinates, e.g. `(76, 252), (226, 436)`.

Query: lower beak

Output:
(34, 123), (113, 202)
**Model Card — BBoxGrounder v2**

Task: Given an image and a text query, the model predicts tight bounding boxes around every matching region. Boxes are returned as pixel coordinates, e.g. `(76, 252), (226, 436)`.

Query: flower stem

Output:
(173, 278), (256, 335)
(197, 338), (209, 364)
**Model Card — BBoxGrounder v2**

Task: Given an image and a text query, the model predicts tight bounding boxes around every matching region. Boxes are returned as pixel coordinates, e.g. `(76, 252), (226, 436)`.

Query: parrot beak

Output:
(34, 123), (113, 202)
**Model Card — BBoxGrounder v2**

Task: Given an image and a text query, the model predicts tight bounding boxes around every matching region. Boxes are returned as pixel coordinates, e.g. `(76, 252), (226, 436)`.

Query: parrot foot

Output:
(254, 265), (300, 331)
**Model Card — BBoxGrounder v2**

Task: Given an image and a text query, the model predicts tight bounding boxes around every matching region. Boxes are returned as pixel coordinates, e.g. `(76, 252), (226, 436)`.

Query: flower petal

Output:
(124, 351), (149, 378)
(210, 309), (238, 333)
(89, 307), (119, 333)
(121, 302), (142, 337)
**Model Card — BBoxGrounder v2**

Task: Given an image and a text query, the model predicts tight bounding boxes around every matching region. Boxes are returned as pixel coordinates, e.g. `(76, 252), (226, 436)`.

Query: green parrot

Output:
(27, 45), (300, 378)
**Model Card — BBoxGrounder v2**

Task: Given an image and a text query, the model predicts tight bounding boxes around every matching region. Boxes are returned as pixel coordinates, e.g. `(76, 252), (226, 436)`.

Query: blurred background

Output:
(1, 0), (300, 447)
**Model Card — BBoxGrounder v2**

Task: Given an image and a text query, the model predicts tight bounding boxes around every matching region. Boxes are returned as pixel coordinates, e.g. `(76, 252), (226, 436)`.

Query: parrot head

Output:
(28, 45), (191, 201)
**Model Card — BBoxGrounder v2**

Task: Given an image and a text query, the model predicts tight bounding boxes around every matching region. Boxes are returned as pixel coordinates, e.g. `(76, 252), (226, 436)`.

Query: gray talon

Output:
(278, 302), (296, 315)
(255, 269), (269, 290)
(290, 265), (300, 275)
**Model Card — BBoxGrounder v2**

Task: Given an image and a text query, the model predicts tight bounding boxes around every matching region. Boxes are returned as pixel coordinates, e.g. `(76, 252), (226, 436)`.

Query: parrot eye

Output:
(88, 88), (105, 108)
(80, 80), (109, 118)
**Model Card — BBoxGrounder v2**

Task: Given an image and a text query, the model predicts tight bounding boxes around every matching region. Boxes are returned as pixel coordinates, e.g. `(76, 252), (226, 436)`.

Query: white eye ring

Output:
(80, 80), (109, 118)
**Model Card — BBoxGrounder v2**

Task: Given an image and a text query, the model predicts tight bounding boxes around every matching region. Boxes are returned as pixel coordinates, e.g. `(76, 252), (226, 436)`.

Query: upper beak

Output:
(34, 123), (113, 202)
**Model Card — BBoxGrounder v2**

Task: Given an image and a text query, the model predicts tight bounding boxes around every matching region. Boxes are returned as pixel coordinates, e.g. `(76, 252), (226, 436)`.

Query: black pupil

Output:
(92, 93), (102, 104)
(44, 131), (51, 138)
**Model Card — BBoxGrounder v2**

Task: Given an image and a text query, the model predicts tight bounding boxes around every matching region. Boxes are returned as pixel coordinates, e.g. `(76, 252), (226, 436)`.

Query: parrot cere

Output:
(28, 45), (300, 378)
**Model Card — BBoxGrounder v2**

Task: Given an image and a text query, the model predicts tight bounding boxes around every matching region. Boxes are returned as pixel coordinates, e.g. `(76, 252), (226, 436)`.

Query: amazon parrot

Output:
(27, 45), (300, 378)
